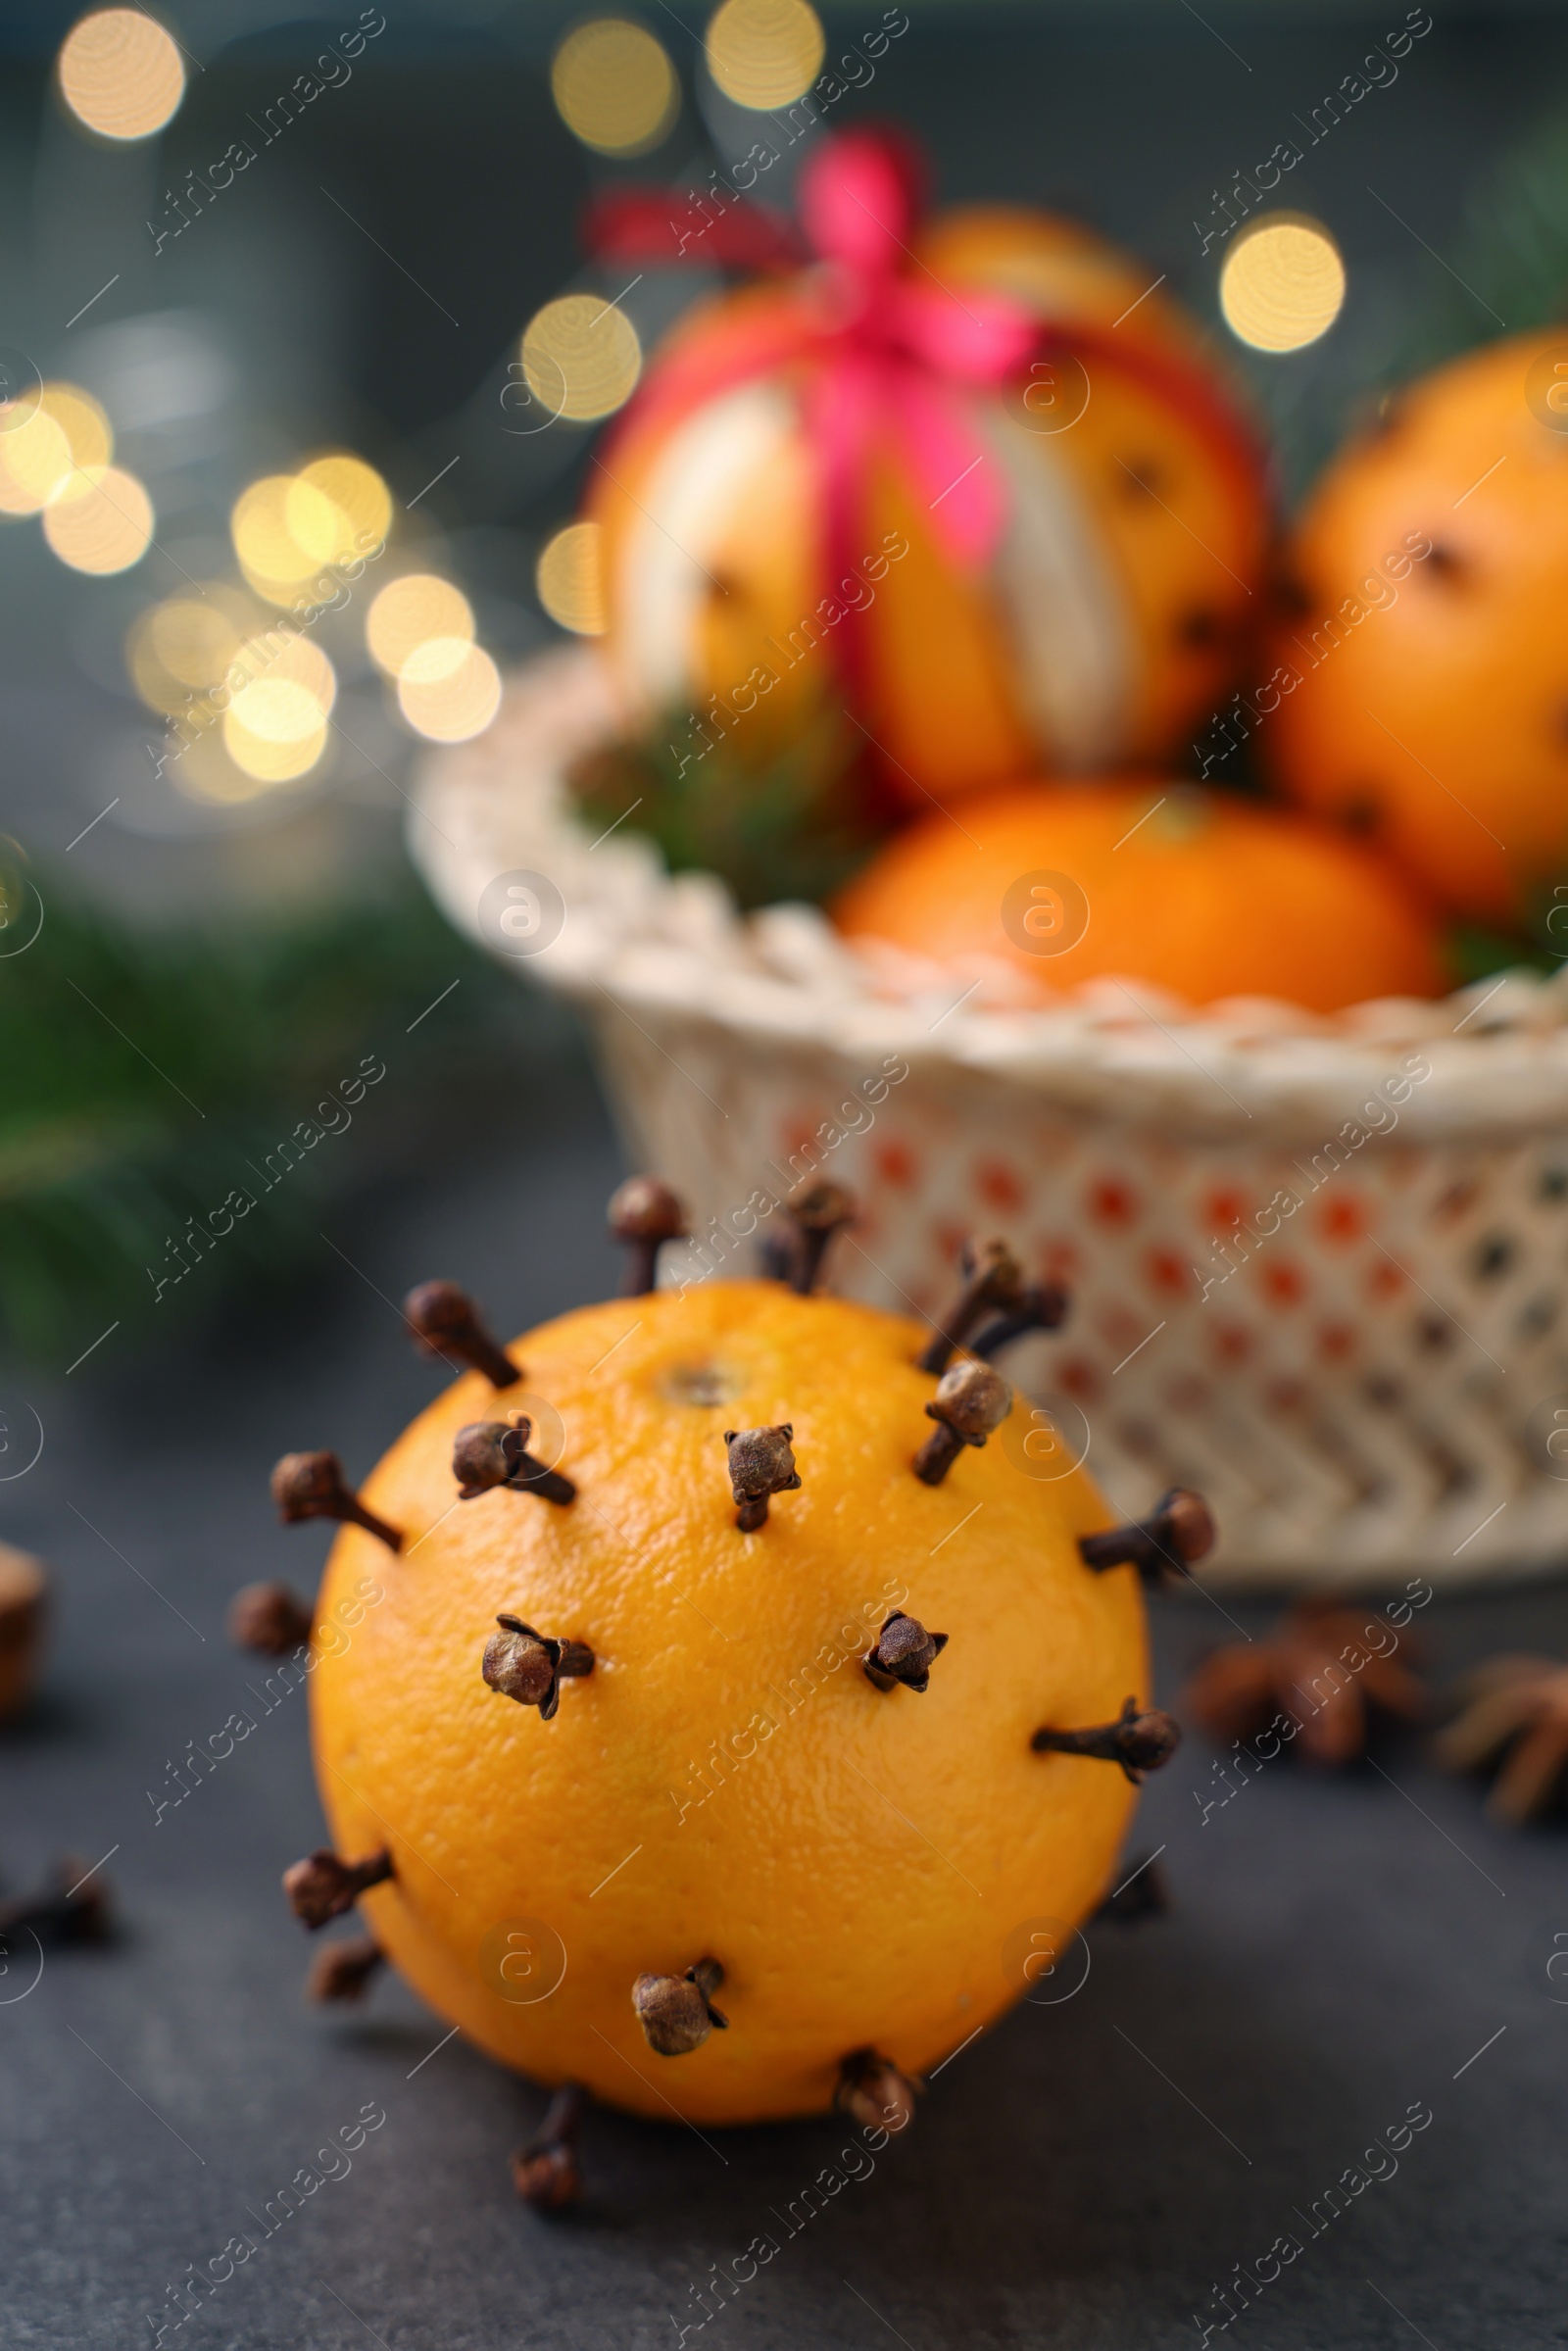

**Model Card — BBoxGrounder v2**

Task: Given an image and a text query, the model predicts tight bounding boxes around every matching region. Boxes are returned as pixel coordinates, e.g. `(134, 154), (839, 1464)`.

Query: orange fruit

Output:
(832, 779), (1448, 1013)
(1262, 330), (1568, 923)
(589, 166), (1268, 805)
(304, 1277), (1163, 2126)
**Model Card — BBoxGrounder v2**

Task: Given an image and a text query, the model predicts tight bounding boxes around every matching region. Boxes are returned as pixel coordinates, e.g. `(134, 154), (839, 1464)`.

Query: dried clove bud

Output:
(453, 1415), (575, 1507)
(308, 1933), (384, 2003)
(631, 1958), (728, 2055)
(0, 1854), (114, 1946)
(723, 1423), (801, 1532)
(1079, 1489), (1215, 1584)
(967, 1282), (1070, 1361)
(784, 1178), (857, 1295)
(836, 2047), (919, 2134)
(482, 1616), (595, 1721)
(270, 1451), (403, 1552)
(282, 1846), (394, 1931)
(609, 1176), (688, 1295)
(1032, 1697), (1182, 1784)
(404, 1279), (519, 1390)
(227, 1581), (313, 1656)
(917, 1237), (1026, 1374)
(1094, 1856), (1171, 1925)
(912, 1359), (1011, 1486)
(512, 2083), (587, 2212)
(863, 1610), (949, 1693)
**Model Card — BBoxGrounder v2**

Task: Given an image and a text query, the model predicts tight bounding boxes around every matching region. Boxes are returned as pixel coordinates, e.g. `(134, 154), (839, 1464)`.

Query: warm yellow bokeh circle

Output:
(58, 9), (184, 139)
(1220, 213), (1346, 353)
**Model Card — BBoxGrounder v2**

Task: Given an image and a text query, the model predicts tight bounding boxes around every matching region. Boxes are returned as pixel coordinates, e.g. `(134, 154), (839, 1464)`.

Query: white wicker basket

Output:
(411, 647), (1568, 1591)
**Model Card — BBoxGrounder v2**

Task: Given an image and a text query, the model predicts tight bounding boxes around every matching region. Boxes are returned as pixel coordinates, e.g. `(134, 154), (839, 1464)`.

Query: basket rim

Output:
(410, 645), (1568, 1143)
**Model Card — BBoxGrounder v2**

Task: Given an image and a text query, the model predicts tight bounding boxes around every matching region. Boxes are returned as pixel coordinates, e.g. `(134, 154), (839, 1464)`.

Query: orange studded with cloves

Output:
(302, 1275), (1168, 2126)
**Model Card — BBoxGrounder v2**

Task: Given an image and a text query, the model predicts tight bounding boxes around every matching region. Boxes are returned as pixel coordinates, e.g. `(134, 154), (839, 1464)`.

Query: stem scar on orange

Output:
(244, 1185), (1207, 2204)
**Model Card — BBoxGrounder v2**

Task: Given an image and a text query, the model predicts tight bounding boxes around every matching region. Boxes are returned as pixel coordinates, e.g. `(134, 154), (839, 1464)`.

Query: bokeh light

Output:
(288, 454), (391, 565)
(536, 520), (607, 635)
(58, 9), (184, 141)
(365, 572), (474, 676)
(1220, 214), (1346, 353)
(128, 596), (244, 711)
(705, 0), (824, 109)
(396, 637), (502, 742)
(42, 465), (153, 572)
(552, 19), (678, 156)
(222, 635), (337, 784)
(40, 383), (112, 472)
(231, 474), (319, 592)
(0, 406), (74, 515)
(520, 294), (641, 424)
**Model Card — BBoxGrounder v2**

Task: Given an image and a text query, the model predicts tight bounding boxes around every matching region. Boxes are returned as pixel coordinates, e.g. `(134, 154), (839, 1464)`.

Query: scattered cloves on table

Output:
(282, 1846), (394, 1930)
(308, 1934), (385, 2003)
(968, 1281), (1070, 1360)
(1032, 1697), (1182, 1784)
(404, 1279), (519, 1390)
(227, 1581), (314, 1656)
(632, 1958), (728, 2055)
(836, 2047), (919, 2134)
(1079, 1488), (1216, 1584)
(724, 1423), (801, 1531)
(609, 1175), (688, 1296)
(482, 1616), (595, 1720)
(912, 1360), (1011, 1486)
(863, 1610), (948, 1693)
(270, 1452), (403, 1552)
(1093, 1854), (1171, 1924)
(783, 1178), (857, 1295)
(0, 1854), (114, 1946)
(918, 1237), (1026, 1374)
(512, 2083), (587, 2212)
(453, 1415), (575, 1506)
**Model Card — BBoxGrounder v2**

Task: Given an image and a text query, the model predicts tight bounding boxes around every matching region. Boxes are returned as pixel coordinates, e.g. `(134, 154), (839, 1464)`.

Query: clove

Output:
(282, 1846), (394, 1931)
(270, 1452), (403, 1552)
(1031, 1697), (1182, 1784)
(609, 1176), (688, 1296)
(512, 2083), (587, 2212)
(917, 1237), (1026, 1374)
(863, 1610), (948, 1693)
(308, 1934), (385, 2003)
(723, 1423), (801, 1531)
(1079, 1489), (1215, 1584)
(227, 1581), (313, 1656)
(632, 1958), (727, 2055)
(404, 1279), (519, 1390)
(836, 2047), (919, 2135)
(1093, 1856), (1171, 1924)
(912, 1360), (1011, 1486)
(0, 1854), (114, 1947)
(482, 1616), (595, 1720)
(783, 1178), (857, 1295)
(967, 1281), (1069, 1360)
(453, 1415), (575, 1506)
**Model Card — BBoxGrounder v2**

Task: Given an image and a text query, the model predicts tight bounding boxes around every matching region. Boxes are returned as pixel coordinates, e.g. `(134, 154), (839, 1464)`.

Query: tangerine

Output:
(1262, 330), (1568, 923)
(832, 779), (1448, 1012)
(277, 1233), (1195, 2134)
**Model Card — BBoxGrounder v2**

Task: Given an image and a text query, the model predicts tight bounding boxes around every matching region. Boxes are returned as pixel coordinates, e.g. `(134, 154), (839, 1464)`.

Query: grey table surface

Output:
(3, 1078), (1566, 2351)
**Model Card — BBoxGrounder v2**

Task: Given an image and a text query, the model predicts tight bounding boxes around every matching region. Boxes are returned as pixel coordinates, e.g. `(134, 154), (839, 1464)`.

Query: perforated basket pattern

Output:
(412, 648), (1568, 1591)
